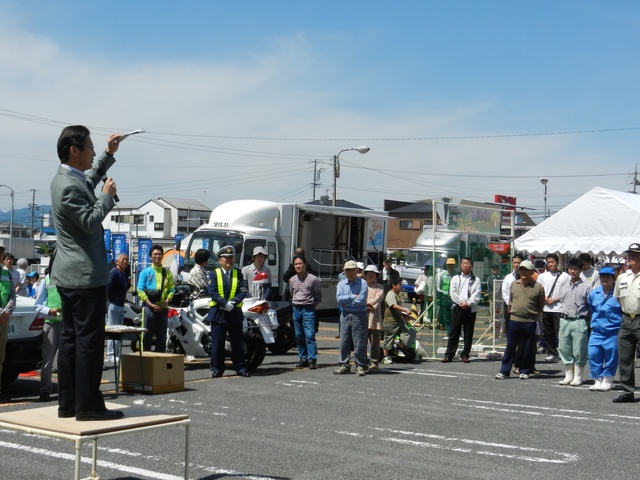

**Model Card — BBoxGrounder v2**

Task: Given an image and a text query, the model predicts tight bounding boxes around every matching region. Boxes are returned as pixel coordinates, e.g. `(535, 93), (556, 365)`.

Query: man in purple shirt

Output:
(289, 254), (322, 369)
(335, 260), (369, 376)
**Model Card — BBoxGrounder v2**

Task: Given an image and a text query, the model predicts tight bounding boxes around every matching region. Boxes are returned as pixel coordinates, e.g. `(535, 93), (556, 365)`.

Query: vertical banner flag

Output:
(137, 238), (153, 269)
(112, 234), (128, 259)
(103, 229), (112, 263)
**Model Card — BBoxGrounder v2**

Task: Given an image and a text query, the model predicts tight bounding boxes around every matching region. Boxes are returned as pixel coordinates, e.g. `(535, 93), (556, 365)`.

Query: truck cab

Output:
(176, 200), (389, 311)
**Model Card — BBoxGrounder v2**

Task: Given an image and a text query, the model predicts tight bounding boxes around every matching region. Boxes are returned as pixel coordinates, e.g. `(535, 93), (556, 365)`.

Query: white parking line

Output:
(372, 428), (579, 464)
(0, 440), (183, 480)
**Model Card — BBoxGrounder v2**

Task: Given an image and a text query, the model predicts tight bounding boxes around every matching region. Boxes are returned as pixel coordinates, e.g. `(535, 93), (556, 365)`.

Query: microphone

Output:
(101, 175), (120, 203)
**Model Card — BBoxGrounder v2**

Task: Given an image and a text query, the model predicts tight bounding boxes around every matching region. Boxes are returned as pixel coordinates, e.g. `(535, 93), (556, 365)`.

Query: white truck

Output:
(400, 227), (494, 291)
(0, 238), (36, 263)
(175, 200), (389, 310)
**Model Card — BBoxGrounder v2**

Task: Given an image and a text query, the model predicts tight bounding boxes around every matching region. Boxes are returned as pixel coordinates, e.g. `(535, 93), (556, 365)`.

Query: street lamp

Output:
(540, 178), (548, 220)
(332, 146), (370, 207)
(0, 184), (14, 252)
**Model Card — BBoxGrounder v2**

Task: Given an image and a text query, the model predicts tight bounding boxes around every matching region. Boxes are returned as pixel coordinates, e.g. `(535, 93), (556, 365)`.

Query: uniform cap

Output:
(599, 267), (616, 276)
(625, 243), (640, 254)
(217, 246), (236, 257)
(383, 255), (393, 262)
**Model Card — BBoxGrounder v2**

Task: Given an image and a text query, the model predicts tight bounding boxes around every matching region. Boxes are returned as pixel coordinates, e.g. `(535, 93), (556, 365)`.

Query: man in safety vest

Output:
(0, 246), (17, 402)
(436, 258), (457, 335)
(34, 268), (63, 402)
(207, 246), (249, 378)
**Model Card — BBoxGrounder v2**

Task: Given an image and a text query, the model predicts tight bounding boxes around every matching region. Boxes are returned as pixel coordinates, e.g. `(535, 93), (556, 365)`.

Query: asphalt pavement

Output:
(1, 316), (639, 480)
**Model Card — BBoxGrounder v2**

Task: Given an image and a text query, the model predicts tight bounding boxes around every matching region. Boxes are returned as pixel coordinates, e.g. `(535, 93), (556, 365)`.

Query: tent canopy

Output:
(514, 187), (640, 256)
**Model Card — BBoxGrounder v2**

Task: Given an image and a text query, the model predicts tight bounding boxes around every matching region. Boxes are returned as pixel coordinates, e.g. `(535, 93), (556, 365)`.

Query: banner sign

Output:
(137, 238), (153, 268)
(112, 234), (128, 259)
(494, 195), (516, 227)
(488, 243), (510, 255)
(367, 219), (385, 250)
(103, 229), (111, 263)
(447, 205), (501, 235)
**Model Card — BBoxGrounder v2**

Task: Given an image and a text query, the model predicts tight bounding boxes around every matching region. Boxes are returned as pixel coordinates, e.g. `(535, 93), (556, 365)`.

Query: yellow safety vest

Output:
(209, 268), (243, 308)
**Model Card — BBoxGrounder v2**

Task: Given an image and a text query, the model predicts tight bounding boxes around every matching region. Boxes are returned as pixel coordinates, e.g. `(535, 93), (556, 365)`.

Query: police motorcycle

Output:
(248, 270), (295, 355)
(123, 301), (143, 327)
(164, 278), (278, 370)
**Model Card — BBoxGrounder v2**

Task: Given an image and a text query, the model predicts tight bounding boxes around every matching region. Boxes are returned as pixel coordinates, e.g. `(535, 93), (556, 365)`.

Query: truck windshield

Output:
(404, 251), (448, 270)
(185, 232), (244, 270)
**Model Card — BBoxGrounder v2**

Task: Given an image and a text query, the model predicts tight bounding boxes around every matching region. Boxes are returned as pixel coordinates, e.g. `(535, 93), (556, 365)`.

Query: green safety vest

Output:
(441, 272), (452, 295)
(0, 269), (10, 309)
(44, 276), (62, 324)
(209, 268), (243, 308)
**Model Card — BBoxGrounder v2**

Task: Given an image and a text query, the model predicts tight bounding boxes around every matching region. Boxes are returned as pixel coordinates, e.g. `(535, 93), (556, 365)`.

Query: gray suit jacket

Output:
(50, 152), (116, 289)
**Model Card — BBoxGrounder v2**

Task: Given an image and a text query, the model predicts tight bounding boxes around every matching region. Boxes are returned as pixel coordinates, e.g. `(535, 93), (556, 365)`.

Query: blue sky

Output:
(1, 1), (639, 223)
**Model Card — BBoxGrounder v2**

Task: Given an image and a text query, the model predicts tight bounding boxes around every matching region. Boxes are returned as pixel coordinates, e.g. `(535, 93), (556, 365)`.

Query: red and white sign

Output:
(489, 243), (510, 255)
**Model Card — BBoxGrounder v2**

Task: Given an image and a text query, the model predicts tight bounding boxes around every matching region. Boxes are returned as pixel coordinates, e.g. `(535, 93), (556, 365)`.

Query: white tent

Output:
(514, 187), (640, 256)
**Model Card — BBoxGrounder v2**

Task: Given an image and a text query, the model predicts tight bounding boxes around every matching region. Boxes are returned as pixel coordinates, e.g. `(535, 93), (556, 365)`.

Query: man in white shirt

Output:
(442, 257), (482, 363)
(537, 253), (570, 362)
(579, 253), (600, 290)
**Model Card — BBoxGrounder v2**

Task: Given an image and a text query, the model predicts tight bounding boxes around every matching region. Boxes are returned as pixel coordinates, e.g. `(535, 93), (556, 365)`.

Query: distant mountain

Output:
(0, 205), (51, 228)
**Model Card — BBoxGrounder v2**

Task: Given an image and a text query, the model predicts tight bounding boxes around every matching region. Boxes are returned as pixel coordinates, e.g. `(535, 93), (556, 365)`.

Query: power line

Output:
(3, 107), (640, 143)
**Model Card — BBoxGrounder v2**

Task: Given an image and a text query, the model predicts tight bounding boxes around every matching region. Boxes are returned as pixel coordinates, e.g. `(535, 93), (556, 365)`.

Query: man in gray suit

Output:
(51, 125), (123, 421)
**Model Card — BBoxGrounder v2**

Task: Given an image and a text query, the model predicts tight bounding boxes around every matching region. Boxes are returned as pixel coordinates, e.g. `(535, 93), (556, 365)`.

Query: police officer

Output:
(207, 246), (249, 378)
(613, 243), (640, 403)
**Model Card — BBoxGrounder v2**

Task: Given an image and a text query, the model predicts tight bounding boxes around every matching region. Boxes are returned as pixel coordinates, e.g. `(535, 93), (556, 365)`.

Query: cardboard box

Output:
(120, 352), (184, 394)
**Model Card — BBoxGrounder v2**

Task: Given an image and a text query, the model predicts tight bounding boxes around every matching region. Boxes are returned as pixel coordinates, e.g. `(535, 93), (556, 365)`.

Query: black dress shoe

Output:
(211, 371), (223, 378)
(441, 357), (452, 363)
(612, 393), (635, 404)
(76, 409), (125, 421)
(58, 407), (75, 418)
(39, 392), (51, 402)
(462, 357), (471, 363)
(238, 369), (251, 377)
(295, 359), (309, 368)
(309, 359), (317, 370)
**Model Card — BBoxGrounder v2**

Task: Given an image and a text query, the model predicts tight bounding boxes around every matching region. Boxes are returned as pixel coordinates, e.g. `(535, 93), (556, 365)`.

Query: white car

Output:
(2, 296), (44, 386)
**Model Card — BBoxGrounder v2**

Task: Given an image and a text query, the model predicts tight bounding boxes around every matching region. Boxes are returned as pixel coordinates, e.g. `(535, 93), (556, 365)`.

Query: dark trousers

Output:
(445, 305), (477, 359)
(210, 309), (246, 374)
(504, 303), (528, 368)
(618, 314), (640, 394)
(57, 286), (107, 413)
(541, 311), (561, 356)
(142, 306), (168, 352)
(500, 321), (537, 375)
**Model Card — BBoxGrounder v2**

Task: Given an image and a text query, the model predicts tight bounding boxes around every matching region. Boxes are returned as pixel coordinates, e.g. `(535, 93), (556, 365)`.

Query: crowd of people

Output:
(1, 123), (638, 413)
(491, 247), (639, 404)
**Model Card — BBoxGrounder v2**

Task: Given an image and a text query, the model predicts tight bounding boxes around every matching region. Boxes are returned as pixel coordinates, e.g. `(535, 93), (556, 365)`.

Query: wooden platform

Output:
(0, 402), (190, 479)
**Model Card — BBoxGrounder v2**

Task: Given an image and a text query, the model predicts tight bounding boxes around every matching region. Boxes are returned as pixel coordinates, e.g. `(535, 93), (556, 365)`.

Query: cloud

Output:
(0, 14), (632, 221)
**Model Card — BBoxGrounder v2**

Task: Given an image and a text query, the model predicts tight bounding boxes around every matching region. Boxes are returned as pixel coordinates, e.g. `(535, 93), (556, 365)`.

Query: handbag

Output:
(145, 268), (166, 303)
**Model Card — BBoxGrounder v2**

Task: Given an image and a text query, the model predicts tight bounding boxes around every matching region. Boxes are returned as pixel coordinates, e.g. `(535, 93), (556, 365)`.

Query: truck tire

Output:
(243, 332), (266, 371)
(267, 324), (295, 355)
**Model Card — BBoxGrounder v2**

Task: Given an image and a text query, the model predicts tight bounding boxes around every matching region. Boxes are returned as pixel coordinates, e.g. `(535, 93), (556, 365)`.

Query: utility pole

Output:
(29, 189), (37, 238)
(634, 163), (639, 194)
(310, 160), (325, 201)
